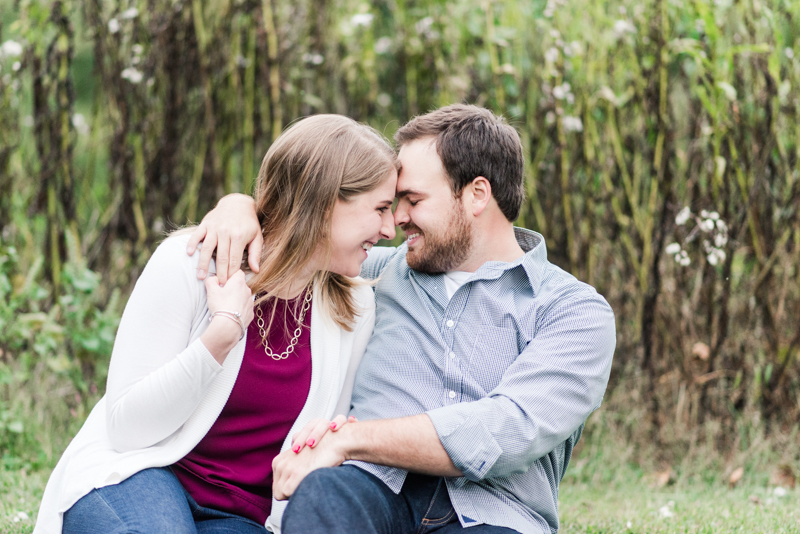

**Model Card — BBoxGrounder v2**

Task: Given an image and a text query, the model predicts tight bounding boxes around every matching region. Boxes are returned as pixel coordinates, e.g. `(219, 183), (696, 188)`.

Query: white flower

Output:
(120, 7), (139, 20)
(676, 250), (690, 266)
(1, 40), (23, 58)
(665, 243), (681, 255)
(415, 16), (434, 35)
(707, 248), (726, 265)
(700, 209), (710, 218)
(132, 44), (144, 55)
(774, 487), (788, 497)
(785, 48), (794, 60)
(613, 20), (637, 37)
(562, 116), (583, 132)
(715, 219), (728, 233)
(700, 219), (715, 232)
(675, 206), (691, 225)
(695, 18), (706, 32)
(714, 233), (728, 247)
(374, 37), (392, 54)
(549, 29), (561, 39)
(301, 53), (324, 65)
(351, 13), (374, 27)
(12, 61), (21, 71)
(545, 111), (556, 125)
(72, 113), (90, 135)
(659, 505), (674, 518)
(708, 211), (719, 220)
(376, 93), (391, 107)
(544, 47), (559, 63)
(121, 67), (143, 83)
(552, 85), (566, 99)
(108, 18), (120, 33)
(627, 521), (633, 528)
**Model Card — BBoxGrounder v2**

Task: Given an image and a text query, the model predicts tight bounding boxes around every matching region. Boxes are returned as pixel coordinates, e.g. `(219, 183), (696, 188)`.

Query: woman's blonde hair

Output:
(249, 114), (397, 330)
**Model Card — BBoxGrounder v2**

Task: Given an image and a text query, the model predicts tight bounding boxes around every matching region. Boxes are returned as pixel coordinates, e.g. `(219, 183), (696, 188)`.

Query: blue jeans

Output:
(282, 465), (520, 534)
(62, 467), (267, 534)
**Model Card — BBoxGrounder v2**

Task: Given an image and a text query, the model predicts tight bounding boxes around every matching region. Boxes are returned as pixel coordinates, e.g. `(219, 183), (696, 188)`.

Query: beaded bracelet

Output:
(209, 310), (246, 340)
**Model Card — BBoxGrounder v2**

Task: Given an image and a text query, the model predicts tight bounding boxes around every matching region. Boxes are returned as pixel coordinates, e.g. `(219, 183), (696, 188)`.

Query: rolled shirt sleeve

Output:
(426, 291), (616, 481)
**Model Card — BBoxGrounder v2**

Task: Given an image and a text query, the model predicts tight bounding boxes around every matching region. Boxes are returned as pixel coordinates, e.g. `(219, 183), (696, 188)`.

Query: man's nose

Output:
(394, 202), (410, 227)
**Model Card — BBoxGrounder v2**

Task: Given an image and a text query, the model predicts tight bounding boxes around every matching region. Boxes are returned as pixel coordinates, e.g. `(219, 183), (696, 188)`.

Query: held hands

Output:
(273, 421), (351, 500)
(290, 414), (357, 453)
(187, 194), (263, 284)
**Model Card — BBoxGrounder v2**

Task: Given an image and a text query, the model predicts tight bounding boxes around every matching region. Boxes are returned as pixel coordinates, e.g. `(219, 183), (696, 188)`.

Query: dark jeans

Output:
(62, 467), (267, 534)
(282, 465), (520, 534)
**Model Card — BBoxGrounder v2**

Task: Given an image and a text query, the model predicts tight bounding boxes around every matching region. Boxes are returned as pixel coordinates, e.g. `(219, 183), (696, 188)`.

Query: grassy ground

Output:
(2, 466), (797, 533)
(560, 483), (799, 533)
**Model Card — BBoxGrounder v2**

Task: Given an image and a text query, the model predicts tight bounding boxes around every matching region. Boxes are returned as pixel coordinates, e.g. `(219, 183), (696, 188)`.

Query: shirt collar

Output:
(407, 227), (548, 293)
(469, 227), (547, 291)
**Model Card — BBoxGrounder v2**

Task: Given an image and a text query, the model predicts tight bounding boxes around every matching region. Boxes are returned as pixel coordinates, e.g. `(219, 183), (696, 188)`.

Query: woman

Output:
(35, 115), (398, 534)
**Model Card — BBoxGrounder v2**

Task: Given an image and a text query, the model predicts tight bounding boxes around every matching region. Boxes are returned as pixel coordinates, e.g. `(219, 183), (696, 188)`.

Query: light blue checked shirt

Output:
(349, 228), (616, 534)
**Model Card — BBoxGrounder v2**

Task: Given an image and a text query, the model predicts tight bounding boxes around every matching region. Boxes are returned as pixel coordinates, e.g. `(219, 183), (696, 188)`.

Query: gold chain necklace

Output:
(255, 290), (312, 361)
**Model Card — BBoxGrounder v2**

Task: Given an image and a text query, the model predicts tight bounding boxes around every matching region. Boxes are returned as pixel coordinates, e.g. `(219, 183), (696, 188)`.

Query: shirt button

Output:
(446, 320), (454, 328)
(448, 391), (456, 399)
(449, 352), (456, 359)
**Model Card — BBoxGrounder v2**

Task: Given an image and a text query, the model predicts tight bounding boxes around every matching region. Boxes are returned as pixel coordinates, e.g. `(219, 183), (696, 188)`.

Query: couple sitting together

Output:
(35, 105), (615, 534)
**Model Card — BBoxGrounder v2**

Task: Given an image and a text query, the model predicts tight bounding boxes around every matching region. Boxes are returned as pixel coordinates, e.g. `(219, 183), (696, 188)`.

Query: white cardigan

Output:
(34, 235), (375, 534)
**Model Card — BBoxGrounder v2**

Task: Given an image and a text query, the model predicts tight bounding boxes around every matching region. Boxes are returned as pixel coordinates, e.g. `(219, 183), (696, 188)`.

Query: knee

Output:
(290, 467), (348, 506)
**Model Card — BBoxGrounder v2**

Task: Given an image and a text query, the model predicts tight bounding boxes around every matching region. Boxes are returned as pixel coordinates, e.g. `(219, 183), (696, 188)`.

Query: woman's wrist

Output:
(201, 316), (245, 364)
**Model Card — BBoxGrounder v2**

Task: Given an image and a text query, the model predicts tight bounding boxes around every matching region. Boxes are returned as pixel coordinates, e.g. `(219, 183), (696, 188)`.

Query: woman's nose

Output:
(381, 212), (396, 241)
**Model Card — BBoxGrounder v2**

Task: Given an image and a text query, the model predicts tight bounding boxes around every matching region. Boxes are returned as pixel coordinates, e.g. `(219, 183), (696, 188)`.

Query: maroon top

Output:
(174, 295), (312, 524)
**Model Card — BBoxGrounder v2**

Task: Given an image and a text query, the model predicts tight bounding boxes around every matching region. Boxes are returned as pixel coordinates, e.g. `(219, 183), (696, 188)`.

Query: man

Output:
(189, 105), (615, 533)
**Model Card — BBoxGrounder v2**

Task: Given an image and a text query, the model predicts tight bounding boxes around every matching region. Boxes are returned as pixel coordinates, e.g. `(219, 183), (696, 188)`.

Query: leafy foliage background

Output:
(0, 0), (799, 473)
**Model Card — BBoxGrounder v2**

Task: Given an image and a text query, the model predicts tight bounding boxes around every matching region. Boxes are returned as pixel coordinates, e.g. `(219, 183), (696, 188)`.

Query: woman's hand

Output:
(201, 270), (255, 364)
(291, 415), (358, 453)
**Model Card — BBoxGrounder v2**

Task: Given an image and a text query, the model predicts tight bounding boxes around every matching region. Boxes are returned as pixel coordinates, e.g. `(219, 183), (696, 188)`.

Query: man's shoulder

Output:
(361, 244), (408, 280)
(535, 261), (614, 319)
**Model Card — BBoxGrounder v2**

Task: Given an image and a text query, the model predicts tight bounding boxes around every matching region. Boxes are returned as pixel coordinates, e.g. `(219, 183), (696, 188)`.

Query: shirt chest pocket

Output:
(466, 325), (519, 393)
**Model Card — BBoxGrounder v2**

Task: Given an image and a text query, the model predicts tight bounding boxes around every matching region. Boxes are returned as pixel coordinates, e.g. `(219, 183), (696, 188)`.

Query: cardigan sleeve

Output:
(333, 283), (376, 417)
(105, 236), (224, 452)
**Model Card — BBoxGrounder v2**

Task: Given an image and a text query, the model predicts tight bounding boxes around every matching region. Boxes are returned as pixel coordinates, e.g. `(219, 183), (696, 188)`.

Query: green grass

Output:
(559, 482), (799, 533)
(2, 466), (797, 533)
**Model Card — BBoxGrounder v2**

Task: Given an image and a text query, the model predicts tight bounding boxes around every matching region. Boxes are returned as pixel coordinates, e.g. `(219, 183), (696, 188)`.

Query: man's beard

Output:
(404, 200), (472, 273)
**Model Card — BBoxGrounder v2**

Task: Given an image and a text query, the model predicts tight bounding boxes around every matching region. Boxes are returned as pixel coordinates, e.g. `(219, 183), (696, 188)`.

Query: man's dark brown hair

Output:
(394, 104), (525, 222)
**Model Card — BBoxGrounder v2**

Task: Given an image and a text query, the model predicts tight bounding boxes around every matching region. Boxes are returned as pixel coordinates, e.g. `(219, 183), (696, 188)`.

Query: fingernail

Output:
(293, 446), (300, 453)
(348, 416), (356, 422)
(306, 438), (315, 447)
(197, 269), (206, 279)
(329, 422), (337, 430)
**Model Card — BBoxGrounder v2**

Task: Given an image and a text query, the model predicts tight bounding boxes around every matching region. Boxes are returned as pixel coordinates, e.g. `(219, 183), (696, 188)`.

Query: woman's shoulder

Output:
(348, 278), (376, 312)
(148, 233), (211, 273)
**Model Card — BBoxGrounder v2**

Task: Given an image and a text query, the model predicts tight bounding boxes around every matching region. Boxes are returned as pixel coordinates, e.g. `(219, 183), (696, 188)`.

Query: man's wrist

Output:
(216, 193), (255, 209)
(331, 420), (358, 462)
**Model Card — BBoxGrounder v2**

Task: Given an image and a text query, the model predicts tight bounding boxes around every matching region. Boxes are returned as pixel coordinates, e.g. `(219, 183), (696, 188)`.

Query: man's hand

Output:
(186, 194), (263, 284)
(273, 414), (461, 500)
(273, 430), (348, 500)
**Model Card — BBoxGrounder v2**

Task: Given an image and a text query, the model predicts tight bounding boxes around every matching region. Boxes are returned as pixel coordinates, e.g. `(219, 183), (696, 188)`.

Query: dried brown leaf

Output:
(729, 466), (744, 487)
(692, 341), (710, 360)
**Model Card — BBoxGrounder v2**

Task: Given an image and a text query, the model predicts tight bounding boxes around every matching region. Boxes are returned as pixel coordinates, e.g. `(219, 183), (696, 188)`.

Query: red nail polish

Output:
(330, 422), (337, 430)
(293, 446), (300, 453)
(307, 438), (315, 447)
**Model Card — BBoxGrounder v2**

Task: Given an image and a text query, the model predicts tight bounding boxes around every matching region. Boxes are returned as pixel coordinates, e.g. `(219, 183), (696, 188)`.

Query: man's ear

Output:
(465, 176), (492, 217)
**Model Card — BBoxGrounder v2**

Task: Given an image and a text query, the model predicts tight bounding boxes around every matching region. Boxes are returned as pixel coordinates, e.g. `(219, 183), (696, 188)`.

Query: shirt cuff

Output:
(426, 405), (502, 481)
